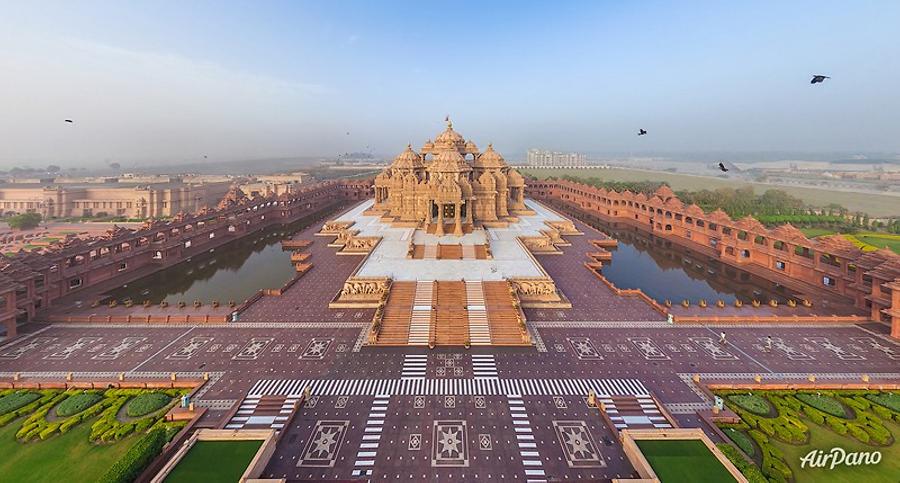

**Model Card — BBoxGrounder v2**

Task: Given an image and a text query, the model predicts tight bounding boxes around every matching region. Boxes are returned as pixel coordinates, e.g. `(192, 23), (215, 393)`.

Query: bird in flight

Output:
(64, 119), (73, 123)
(638, 129), (647, 136)
(810, 75), (830, 84)
(717, 162), (729, 172)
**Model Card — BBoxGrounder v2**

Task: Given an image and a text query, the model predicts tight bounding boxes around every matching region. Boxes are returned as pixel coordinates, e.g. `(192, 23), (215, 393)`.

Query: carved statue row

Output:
(512, 279), (558, 297)
(339, 279), (389, 297)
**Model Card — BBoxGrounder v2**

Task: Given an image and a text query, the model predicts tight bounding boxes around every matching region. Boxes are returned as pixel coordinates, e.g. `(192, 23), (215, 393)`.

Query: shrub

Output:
(802, 404), (825, 424)
(728, 394), (772, 416)
(866, 392), (900, 413)
(722, 427), (755, 456)
(716, 443), (768, 483)
(0, 391), (41, 415)
(795, 392), (848, 418)
(125, 392), (171, 417)
(98, 428), (167, 483)
(827, 417), (848, 435)
(871, 404), (892, 420)
(56, 392), (103, 417)
(847, 424), (870, 444)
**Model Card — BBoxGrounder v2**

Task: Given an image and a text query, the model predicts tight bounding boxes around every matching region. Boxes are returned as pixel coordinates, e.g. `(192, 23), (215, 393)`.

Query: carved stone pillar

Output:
(465, 199), (473, 224)
(454, 201), (463, 236)
(436, 203), (444, 236)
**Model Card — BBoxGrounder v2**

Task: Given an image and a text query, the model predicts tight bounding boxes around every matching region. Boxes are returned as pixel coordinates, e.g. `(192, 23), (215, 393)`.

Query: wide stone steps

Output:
(409, 281), (434, 345)
(373, 281), (527, 347)
(465, 281), (491, 345)
(376, 282), (416, 345)
(435, 281), (468, 346)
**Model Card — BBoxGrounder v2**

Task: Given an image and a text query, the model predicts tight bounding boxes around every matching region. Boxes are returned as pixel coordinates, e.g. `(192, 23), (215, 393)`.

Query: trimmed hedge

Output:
(126, 392), (171, 418)
(795, 392), (848, 418)
(0, 391), (41, 415)
(56, 392), (103, 417)
(722, 427), (755, 457)
(16, 392), (69, 441)
(716, 443), (768, 483)
(727, 394), (772, 416)
(866, 392), (900, 413)
(98, 428), (167, 483)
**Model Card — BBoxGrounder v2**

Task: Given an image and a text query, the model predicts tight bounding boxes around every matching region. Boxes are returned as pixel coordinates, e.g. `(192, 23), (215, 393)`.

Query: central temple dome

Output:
(373, 118), (529, 228)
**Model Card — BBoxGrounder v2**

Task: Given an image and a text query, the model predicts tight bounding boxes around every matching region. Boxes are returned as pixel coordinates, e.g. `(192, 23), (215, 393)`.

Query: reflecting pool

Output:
(559, 207), (795, 304)
(106, 208), (339, 304)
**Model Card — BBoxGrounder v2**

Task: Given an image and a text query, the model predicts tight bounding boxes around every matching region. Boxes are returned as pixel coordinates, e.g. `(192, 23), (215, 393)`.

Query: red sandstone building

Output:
(527, 179), (900, 337)
(0, 180), (372, 337)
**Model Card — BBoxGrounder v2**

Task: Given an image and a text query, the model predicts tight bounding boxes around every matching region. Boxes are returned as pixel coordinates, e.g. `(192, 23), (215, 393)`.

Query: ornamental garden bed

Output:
(0, 388), (189, 483)
(715, 389), (900, 483)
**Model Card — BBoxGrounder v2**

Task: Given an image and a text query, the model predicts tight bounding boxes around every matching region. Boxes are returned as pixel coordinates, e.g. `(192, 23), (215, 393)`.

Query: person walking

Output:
(765, 335), (773, 352)
(719, 331), (727, 345)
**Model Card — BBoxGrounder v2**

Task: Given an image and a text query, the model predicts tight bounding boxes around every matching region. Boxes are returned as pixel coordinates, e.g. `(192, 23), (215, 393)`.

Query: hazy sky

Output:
(1, 1), (899, 167)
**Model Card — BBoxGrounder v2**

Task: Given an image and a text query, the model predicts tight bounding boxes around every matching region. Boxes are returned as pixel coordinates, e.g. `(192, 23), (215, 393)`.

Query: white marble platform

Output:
(333, 199), (566, 281)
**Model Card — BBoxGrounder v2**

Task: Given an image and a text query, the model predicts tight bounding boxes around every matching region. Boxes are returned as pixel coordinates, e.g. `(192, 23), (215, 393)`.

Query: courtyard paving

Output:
(2, 201), (898, 482)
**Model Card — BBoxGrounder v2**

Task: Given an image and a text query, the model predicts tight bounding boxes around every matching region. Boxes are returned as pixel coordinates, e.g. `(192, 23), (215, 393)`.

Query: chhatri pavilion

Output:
(372, 118), (528, 235)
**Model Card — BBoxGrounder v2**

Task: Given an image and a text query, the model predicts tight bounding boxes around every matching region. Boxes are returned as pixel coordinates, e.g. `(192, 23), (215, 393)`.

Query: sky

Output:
(1, 1), (899, 167)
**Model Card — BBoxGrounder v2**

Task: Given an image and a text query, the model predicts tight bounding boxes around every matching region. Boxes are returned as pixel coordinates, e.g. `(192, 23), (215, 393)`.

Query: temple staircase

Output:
(408, 281), (434, 345)
(465, 281), (491, 345)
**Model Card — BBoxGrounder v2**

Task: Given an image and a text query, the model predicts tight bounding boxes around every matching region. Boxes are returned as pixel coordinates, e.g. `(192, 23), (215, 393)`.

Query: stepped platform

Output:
(410, 244), (488, 260)
(372, 280), (527, 347)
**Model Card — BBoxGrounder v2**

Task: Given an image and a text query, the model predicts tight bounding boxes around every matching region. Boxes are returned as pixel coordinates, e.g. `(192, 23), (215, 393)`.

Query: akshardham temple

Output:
(325, 119), (577, 347)
(373, 118), (528, 235)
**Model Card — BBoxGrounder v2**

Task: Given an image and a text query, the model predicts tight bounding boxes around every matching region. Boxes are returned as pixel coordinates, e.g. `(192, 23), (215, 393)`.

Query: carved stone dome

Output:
(474, 143), (506, 168)
(391, 144), (423, 170)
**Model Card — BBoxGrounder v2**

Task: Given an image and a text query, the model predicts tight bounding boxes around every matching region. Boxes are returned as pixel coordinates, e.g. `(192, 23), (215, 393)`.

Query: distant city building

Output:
(239, 172), (307, 197)
(526, 149), (587, 167)
(0, 180), (233, 219)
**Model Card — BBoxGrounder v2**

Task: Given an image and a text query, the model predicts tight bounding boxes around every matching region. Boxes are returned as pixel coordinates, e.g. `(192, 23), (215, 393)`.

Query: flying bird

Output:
(638, 129), (647, 136)
(64, 119), (73, 123)
(810, 75), (830, 84)
(717, 162), (729, 172)
(346, 131), (350, 135)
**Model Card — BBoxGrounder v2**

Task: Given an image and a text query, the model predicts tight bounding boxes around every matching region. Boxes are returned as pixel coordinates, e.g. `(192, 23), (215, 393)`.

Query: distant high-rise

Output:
(526, 149), (587, 166)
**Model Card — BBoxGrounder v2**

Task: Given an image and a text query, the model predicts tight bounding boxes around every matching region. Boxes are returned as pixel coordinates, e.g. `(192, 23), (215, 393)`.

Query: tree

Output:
(109, 162), (121, 170)
(46, 165), (60, 173)
(7, 212), (42, 230)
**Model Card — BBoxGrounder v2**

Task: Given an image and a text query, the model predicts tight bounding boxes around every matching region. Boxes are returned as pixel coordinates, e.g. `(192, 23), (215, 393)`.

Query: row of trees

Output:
(5, 212), (43, 230)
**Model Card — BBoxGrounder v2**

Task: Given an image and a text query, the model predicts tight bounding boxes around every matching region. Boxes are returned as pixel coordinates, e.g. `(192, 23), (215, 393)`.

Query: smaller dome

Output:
(391, 144), (423, 170)
(475, 143), (506, 168)
(464, 139), (479, 154)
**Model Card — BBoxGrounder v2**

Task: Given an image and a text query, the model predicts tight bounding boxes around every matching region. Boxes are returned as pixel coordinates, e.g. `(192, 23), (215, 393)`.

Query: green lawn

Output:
(520, 167), (900, 217)
(0, 418), (139, 483)
(772, 420), (900, 483)
(800, 227), (837, 238)
(164, 440), (263, 483)
(635, 439), (737, 483)
(854, 233), (900, 254)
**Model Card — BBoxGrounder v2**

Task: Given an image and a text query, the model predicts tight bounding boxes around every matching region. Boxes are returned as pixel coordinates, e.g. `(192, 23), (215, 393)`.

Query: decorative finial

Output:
(445, 115), (452, 128)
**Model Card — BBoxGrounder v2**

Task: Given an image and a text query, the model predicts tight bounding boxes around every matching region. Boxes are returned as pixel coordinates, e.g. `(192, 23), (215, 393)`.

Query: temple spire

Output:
(445, 115), (452, 128)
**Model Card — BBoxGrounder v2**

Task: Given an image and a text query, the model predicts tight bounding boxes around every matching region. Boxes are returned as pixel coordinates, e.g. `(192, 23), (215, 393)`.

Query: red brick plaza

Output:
(1, 177), (898, 481)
